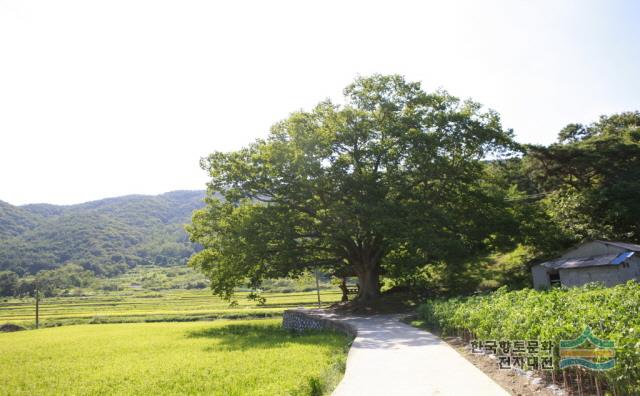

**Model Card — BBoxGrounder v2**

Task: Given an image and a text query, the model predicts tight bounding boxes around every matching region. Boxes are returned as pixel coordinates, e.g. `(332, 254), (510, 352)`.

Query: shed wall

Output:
(558, 257), (640, 287)
(532, 265), (551, 289)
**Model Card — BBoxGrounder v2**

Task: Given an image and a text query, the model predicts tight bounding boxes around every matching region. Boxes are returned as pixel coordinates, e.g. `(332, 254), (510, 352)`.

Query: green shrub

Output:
(417, 282), (640, 394)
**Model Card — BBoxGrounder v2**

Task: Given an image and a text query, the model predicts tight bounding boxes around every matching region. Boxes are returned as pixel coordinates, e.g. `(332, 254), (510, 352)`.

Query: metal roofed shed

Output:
(532, 241), (640, 289)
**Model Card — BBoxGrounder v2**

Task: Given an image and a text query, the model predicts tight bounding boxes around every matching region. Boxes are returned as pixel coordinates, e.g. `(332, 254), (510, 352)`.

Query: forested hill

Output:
(0, 190), (206, 277)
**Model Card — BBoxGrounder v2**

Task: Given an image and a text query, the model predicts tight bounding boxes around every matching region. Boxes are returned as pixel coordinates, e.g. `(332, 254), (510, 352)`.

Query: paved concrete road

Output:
(325, 313), (510, 396)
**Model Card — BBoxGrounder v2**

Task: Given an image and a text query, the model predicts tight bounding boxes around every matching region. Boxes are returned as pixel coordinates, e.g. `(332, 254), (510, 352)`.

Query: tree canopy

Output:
(524, 111), (640, 243)
(187, 75), (518, 301)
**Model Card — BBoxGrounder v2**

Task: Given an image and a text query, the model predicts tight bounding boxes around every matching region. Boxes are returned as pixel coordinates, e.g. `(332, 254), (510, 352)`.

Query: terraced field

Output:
(0, 289), (342, 327)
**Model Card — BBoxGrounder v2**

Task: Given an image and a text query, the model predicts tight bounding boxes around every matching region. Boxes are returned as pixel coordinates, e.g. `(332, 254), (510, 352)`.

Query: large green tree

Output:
(524, 111), (640, 243)
(188, 75), (517, 301)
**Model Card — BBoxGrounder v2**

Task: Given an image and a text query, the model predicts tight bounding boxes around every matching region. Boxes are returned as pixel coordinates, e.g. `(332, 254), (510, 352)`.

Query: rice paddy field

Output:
(0, 289), (343, 327)
(0, 287), (349, 395)
(0, 319), (350, 395)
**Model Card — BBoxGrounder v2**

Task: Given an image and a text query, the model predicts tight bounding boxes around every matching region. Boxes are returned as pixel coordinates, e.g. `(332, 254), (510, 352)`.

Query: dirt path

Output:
(323, 313), (510, 396)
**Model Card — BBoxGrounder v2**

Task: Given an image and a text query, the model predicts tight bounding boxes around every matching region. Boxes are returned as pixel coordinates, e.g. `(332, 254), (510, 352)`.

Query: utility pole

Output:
(35, 285), (40, 329)
(314, 267), (321, 308)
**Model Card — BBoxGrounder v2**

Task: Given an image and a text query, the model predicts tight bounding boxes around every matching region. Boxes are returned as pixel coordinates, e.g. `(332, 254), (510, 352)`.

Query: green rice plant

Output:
(0, 319), (349, 396)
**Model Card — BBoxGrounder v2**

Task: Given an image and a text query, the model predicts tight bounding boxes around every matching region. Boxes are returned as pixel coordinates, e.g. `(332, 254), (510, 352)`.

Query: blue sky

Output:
(1, 0), (639, 205)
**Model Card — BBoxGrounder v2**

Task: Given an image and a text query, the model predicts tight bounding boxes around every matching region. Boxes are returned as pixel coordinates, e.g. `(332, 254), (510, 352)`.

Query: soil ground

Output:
(441, 335), (558, 396)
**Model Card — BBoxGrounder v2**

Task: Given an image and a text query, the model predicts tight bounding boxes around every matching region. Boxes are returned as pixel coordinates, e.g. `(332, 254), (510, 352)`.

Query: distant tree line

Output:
(0, 264), (95, 297)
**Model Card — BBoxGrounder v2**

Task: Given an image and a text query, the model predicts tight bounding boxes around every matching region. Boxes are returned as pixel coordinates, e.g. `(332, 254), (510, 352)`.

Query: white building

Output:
(531, 240), (640, 289)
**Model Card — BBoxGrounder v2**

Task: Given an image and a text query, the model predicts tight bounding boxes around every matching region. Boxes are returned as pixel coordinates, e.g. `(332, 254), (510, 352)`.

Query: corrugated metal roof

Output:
(540, 252), (632, 270)
(612, 251), (635, 264)
(596, 240), (640, 252)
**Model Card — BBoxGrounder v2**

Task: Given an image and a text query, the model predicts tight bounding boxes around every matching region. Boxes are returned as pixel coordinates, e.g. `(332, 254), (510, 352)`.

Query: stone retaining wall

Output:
(282, 309), (357, 338)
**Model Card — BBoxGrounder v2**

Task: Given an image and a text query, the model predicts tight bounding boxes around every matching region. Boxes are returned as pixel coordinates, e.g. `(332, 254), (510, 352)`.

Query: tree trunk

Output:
(339, 278), (349, 302)
(356, 264), (380, 302)
(344, 237), (384, 303)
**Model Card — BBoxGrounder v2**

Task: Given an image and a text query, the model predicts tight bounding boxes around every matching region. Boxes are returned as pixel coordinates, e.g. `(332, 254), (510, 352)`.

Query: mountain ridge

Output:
(0, 190), (206, 276)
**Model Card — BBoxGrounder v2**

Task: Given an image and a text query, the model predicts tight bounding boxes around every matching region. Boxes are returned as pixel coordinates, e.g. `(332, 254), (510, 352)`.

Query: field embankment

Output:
(0, 290), (342, 327)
